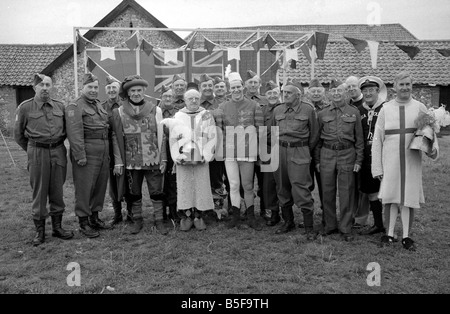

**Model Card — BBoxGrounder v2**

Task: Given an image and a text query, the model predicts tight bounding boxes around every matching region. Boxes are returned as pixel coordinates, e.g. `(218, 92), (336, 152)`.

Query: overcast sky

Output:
(1, 0), (450, 44)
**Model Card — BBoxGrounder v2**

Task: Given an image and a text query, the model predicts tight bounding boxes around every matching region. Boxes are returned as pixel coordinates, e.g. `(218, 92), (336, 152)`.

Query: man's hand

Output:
(160, 161), (167, 173)
(315, 163), (320, 173)
(77, 158), (87, 166)
(353, 164), (361, 173)
(113, 165), (123, 176)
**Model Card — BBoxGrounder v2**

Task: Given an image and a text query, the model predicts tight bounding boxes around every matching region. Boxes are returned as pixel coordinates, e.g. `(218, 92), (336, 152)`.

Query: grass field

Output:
(0, 132), (449, 295)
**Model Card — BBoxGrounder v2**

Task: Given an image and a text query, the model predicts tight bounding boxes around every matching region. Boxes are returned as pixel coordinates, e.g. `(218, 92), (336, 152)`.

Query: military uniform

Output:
(271, 97), (319, 234)
(315, 102), (364, 235)
(14, 97), (67, 221)
(65, 94), (110, 219)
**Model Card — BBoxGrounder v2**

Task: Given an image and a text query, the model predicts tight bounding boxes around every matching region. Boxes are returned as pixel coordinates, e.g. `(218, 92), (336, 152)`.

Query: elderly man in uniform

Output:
(306, 78), (328, 226)
(14, 74), (74, 246)
(111, 75), (168, 235)
(356, 76), (387, 236)
(171, 74), (187, 110)
(270, 79), (319, 237)
(159, 85), (179, 223)
(100, 76), (132, 226)
(215, 72), (264, 230)
(65, 73), (110, 238)
(315, 79), (364, 242)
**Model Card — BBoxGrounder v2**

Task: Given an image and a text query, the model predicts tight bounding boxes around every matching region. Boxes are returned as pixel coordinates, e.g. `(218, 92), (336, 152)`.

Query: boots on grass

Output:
(125, 201), (134, 224)
(128, 217), (143, 234)
(246, 205), (262, 231)
(51, 215), (74, 239)
(302, 211), (316, 240)
(227, 206), (241, 229)
(79, 216), (99, 238)
(89, 211), (111, 230)
(33, 219), (46, 246)
(168, 205), (180, 224)
(193, 209), (206, 231)
(275, 206), (295, 234)
(360, 200), (385, 235)
(109, 201), (123, 225)
(266, 209), (281, 226)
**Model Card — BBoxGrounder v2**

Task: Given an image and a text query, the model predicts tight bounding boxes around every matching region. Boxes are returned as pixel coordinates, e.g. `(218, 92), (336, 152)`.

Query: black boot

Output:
(109, 201), (123, 225)
(128, 218), (143, 234)
(275, 206), (295, 234)
(79, 216), (100, 238)
(126, 201), (134, 224)
(51, 215), (74, 239)
(89, 211), (111, 230)
(227, 206), (241, 229)
(267, 209), (281, 226)
(246, 206), (262, 231)
(361, 200), (385, 235)
(168, 205), (180, 224)
(32, 219), (46, 246)
(302, 211), (316, 240)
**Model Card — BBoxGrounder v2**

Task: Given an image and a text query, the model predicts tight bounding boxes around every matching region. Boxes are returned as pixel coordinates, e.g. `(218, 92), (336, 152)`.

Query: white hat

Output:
(228, 72), (242, 83)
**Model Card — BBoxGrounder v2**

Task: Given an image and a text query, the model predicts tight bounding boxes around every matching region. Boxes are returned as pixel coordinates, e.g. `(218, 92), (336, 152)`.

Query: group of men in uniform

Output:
(15, 68), (430, 251)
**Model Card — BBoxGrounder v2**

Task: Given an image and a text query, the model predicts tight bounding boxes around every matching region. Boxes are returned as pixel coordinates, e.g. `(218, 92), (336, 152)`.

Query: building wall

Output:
(0, 86), (17, 136)
(51, 6), (182, 102)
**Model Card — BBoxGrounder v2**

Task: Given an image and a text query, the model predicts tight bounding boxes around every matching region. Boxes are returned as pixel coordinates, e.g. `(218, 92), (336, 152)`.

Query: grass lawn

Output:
(0, 133), (449, 295)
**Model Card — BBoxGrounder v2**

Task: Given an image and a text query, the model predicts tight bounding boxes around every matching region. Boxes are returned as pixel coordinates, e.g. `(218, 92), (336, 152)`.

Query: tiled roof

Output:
(281, 40), (450, 86)
(0, 44), (70, 86)
(185, 23), (418, 44)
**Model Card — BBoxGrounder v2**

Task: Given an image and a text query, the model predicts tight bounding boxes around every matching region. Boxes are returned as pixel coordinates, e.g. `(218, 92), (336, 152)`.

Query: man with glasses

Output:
(315, 79), (364, 242)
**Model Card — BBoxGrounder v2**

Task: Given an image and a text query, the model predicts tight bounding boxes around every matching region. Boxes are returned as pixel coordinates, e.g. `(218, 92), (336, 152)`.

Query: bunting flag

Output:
(290, 60), (297, 69)
(76, 32), (87, 54)
(185, 32), (197, 50)
(315, 32), (329, 60)
(125, 32), (139, 50)
(367, 40), (379, 69)
(396, 45), (421, 60)
(191, 50), (224, 83)
(140, 39), (153, 56)
(100, 47), (116, 61)
(86, 57), (97, 72)
(227, 47), (240, 61)
(265, 33), (277, 51)
(153, 50), (185, 93)
(300, 44), (315, 63)
(164, 49), (179, 64)
(204, 36), (216, 55)
(436, 49), (450, 57)
(285, 48), (299, 62)
(344, 36), (368, 53)
(251, 36), (265, 52)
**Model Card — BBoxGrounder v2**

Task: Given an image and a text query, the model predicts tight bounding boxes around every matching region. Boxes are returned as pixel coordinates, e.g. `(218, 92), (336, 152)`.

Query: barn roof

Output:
(0, 44), (70, 86)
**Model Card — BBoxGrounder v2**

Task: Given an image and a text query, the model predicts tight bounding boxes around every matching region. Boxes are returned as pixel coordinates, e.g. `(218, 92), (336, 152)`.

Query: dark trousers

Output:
(28, 144), (67, 220)
(263, 170), (279, 211)
(72, 139), (109, 218)
(320, 147), (356, 234)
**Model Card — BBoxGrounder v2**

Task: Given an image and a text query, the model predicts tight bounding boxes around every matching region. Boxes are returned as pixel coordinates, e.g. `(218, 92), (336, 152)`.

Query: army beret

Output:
(264, 80), (278, 93)
(329, 78), (344, 89)
(309, 78), (324, 88)
(199, 74), (214, 84)
(246, 70), (260, 81)
(160, 84), (172, 96)
(213, 76), (225, 85)
(33, 73), (47, 86)
(172, 74), (185, 84)
(283, 78), (303, 92)
(83, 73), (98, 86)
(106, 75), (119, 86)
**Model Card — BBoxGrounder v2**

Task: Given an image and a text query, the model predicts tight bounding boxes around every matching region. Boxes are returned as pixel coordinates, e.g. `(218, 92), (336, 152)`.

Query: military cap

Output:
(214, 76), (225, 85)
(358, 76), (387, 102)
(329, 78), (344, 89)
(187, 82), (199, 91)
(246, 70), (260, 81)
(309, 78), (324, 88)
(33, 73), (46, 86)
(83, 73), (98, 86)
(172, 74), (185, 84)
(119, 75), (148, 98)
(283, 78), (303, 93)
(160, 84), (171, 96)
(199, 74), (214, 84)
(264, 80), (278, 93)
(106, 75), (119, 86)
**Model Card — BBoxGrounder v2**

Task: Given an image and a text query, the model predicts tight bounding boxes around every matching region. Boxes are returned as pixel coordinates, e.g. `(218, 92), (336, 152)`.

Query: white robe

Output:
(371, 98), (428, 208)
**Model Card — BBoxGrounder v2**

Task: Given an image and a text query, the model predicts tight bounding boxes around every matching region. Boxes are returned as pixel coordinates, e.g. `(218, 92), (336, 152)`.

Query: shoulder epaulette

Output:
(17, 98), (34, 108)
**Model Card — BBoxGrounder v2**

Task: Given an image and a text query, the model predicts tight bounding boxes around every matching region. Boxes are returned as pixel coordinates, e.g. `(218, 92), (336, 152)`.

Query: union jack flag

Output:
(153, 50), (186, 94)
(191, 50), (224, 83)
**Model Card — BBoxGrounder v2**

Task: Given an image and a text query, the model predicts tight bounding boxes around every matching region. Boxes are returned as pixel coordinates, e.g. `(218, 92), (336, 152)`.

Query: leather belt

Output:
(279, 140), (308, 147)
(29, 139), (65, 149)
(84, 131), (108, 139)
(322, 142), (353, 150)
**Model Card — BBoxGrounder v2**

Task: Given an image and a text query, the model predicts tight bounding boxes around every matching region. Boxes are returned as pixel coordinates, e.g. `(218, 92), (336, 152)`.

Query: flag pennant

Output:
(185, 32), (197, 50)
(227, 47), (240, 61)
(140, 39), (153, 56)
(300, 44), (312, 63)
(344, 36), (368, 53)
(100, 47), (116, 61)
(86, 57), (97, 72)
(436, 49), (450, 57)
(76, 32), (87, 54)
(315, 32), (329, 60)
(290, 60), (297, 69)
(164, 49), (179, 64)
(125, 32), (139, 50)
(367, 40), (379, 69)
(204, 36), (216, 55)
(285, 48), (299, 62)
(265, 33), (277, 51)
(396, 45), (421, 60)
(251, 36), (265, 52)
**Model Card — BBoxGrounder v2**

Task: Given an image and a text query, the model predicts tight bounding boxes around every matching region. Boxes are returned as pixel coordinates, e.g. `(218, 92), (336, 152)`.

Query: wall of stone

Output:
(50, 6), (182, 102)
(0, 86), (17, 136)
